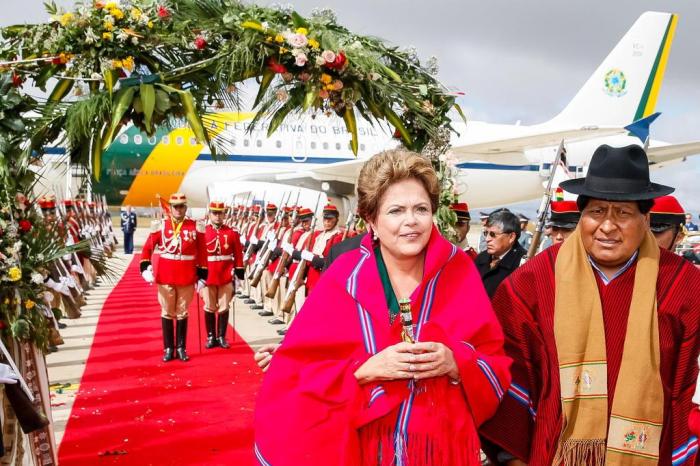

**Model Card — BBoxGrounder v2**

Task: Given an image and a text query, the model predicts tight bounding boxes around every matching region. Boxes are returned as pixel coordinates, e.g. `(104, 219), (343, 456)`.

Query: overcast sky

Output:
(3, 1), (699, 213)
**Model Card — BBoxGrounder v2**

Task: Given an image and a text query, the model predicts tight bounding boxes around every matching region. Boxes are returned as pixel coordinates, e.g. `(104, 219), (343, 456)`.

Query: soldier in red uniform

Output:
(202, 201), (244, 349)
(303, 204), (344, 292)
(450, 202), (477, 259)
(140, 193), (207, 362)
(260, 206), (294, 321)
(241, 205), (261, 302)
(249, 203), (279, 310)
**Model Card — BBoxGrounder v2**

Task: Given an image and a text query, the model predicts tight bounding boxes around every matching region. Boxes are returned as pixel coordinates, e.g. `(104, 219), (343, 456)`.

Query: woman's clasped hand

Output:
(354, 341), (459, 383)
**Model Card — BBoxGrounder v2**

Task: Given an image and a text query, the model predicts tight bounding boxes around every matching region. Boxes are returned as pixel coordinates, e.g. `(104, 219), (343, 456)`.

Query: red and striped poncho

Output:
(480, 243), (700, 466)
(254, 227), (511, 465)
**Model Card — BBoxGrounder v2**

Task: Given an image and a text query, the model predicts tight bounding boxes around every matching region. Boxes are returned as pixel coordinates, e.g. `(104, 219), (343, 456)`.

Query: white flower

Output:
(275, 89), (289, 102)
(117, 30), (129, 42)
(84, 27), (98, 44)
(91, 72), (102, 80)
(36, 253), (44, 262)
(12, 241), (22, 253)
(369, 72), (381, 81)
(315, 55), (326, 66)
(31, 272), (44, 285)
(104, 15), (115, 24)
(321, 50), (336, 63)
(131, 36), (139, 45)
(295, 53), (308, 67)
(261, 21), (269, 31)
(286, 33), (308, 48)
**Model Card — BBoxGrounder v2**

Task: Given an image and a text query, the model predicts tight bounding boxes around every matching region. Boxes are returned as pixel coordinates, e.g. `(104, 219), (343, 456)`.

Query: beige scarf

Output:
(553, 227), (663, 465)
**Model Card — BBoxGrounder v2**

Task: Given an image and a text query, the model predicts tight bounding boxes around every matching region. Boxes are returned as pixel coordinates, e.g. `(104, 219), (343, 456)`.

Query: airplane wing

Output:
(647, 141), (700, 165)
(451, 127), (626, 161)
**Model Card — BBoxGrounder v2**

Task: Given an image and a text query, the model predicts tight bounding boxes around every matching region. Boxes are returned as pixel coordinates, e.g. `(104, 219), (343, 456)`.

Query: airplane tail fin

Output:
(549, 12), (677, 128)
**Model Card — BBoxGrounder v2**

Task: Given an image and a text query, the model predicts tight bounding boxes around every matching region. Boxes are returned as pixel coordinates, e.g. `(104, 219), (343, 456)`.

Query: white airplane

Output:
(39, 11), (700, 210)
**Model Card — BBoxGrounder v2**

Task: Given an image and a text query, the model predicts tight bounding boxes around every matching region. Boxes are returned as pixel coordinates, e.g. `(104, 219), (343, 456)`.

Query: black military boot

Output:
(162, 318), (175, 362)
(175, 318), (190, 361)
(204, 312), (218, 349)
(217, 311), (230, 349)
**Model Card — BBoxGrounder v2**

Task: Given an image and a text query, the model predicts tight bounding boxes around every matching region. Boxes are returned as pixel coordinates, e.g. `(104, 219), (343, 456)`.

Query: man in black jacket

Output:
(322, 232), (367, 271)
(474, 209), (527, 297)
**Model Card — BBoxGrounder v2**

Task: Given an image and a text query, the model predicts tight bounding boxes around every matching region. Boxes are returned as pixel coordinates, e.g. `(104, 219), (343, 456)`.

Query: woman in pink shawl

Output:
(254, 149), (511, 465)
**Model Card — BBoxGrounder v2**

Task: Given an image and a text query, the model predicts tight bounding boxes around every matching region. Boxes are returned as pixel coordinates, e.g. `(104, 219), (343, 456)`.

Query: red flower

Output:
(0, 321), (5, 330)
(18, 220), (32, 233)
(11, 73), (23, 88)
(325, 51), (347, 70)
(157, 5), (170, 18)
(393, 128), (402, 139)
(194, 35), (207, 50)
(267, 57), (288, 74)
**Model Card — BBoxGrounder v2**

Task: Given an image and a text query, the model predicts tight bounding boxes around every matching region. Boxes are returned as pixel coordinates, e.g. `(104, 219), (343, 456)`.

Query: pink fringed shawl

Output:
(254, 227), (511, 465)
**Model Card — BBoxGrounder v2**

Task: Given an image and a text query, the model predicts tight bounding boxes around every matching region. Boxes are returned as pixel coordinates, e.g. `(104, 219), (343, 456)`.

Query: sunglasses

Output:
(483, 230), (510, 239)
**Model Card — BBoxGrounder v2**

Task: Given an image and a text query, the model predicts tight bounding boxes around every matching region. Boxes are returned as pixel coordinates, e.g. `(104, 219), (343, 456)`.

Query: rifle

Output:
(527, 140), (565, 259)
(341, 208), (355, 242)
(265, 199), (301, 299)
(242, 204), (264, 264)
(249, 192), (292, 285)
(280, 194), (323, 313)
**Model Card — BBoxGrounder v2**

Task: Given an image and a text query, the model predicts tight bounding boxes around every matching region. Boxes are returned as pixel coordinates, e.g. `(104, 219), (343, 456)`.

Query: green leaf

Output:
(92, 133), (102, 182)
(453, 103), (468, 124)
(155, 89), (172, 113)
(254, 69), (274, 108)
(179, 90), (208, 144)
(103, 69), (118, 96)
(47, 79), (74, 103)
(140, 83), (156, 133)
(383, 105), (412, 148)
(34, 65), (59, 91)
(1, 117), (25, 132)
(267, 101), (295, 137)
(343, 106), (358, 156)
(291, 11), (308, 29)
(102, 87), (136, 149)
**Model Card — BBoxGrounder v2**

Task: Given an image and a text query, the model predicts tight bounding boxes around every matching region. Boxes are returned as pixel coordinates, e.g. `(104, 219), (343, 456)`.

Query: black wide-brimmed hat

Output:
(559, 144), (674, 200)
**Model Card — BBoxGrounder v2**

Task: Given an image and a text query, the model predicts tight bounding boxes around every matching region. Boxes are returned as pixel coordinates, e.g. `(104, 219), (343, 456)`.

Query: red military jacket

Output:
(306, 228), (344, 291)
(65, 215), (81, 244)
(142, 217), (207, 286)
(204, 223), (243, 286)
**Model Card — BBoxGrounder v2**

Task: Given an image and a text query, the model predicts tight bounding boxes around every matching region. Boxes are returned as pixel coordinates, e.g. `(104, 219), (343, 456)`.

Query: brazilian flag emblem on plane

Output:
(603, 69), (628, 97)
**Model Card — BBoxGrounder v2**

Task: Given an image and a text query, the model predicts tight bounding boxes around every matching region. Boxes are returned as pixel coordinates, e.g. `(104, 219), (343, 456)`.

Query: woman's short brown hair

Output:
(356, 149), (439, 222)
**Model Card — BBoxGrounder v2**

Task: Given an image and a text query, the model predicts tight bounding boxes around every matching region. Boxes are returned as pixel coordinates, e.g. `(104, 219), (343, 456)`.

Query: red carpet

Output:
(58, 255), (262, 465)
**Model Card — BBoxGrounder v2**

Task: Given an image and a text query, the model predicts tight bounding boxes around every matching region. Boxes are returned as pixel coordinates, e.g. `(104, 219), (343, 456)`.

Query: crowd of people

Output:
(138, 143), (700, 465)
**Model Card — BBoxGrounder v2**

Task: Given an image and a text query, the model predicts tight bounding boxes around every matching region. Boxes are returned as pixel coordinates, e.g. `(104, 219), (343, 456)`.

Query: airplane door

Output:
(291, 135), (307, 163)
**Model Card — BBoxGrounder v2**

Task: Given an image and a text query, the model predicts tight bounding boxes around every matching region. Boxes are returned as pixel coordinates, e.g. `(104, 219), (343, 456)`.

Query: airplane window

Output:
(176, 136), (184, 145)
(230, 138), (236, 147)
(323, 142), (329, 150)
(190, 137), (197, 145)
(336, 143), (341, 150)
(276, 140), (282, 148)
(256, 140), (262, 148)
(360, 144), (365, 151)
(134, 135), (142, 145)
(162, 136), (170, 144)
(310, 141), (317, 149)
(244, 139), (250, 147)
(119, 134), (129, 144)
(148, 136), (157, 145)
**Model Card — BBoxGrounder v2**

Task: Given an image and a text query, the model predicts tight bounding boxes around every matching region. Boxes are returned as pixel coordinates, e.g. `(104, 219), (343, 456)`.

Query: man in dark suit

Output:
(120, 205), (137, 254)
(474, 209), (527, 297)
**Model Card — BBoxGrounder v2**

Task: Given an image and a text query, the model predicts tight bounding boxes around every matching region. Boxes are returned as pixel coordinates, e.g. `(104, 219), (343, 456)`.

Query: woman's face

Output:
(369, 178), (433, 261)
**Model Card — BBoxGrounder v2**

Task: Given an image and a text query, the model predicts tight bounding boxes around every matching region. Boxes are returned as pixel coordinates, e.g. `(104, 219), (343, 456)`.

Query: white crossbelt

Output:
(208, 255), (233, 262)
(160, 253), (195, 261)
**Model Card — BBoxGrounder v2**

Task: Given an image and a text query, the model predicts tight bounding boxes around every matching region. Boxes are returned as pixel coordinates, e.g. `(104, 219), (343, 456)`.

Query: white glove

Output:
(301, 250), (314, 262)
(71, 264), (81, 273)
(239, 235), (246, 245)
(196, 279), (207, 292)
(282, 242), (293, 255)
(63, 254), (72, 261)
(0, 364), (19, 385)
(266, 231), (276, 241)
(45, 278), (58, 291)
(141, 265), (155, 284)
(250, 236), (259, 245)
(269, 238), (278, 250)
(55, 279), (71, 296)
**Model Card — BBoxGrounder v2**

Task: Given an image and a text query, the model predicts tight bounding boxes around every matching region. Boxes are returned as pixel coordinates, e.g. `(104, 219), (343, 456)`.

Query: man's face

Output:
(266, 211), (276, 223)
(280, 216), (290, 228)
(579, 199), (648, 268)
(551, 226), (575, 245)
(301, 218), (312, 231)
(652, 227), (683, 251)
(209, 210), (224, 226)
(44, 211), (56, 222)
(323, 216), (338, 231)
(454, 221), (470, 243)
(686, 214), (693, 223)
(485, 224), (516, 256)
(171, 204), (187, 220)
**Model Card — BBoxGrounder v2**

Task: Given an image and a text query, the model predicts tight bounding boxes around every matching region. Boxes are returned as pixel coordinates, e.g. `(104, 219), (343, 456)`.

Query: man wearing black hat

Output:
(480, 145), (700, 465)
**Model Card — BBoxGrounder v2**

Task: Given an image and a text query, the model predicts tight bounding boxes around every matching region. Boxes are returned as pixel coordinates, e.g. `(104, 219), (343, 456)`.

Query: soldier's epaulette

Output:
(150, 219), (163, 232)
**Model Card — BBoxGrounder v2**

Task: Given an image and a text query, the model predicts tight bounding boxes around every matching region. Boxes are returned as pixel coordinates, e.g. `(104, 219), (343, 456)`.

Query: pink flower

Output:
(332, 80), (344, 90)
(326, 51), (347, 70)
(319, 89), (329, 99)
(286, 33), (308, 48)
(294, 53), (308, 67)
(321, 50), (336, 63)
(298, 72), (311, 82)
(194, 35), (207, 50)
